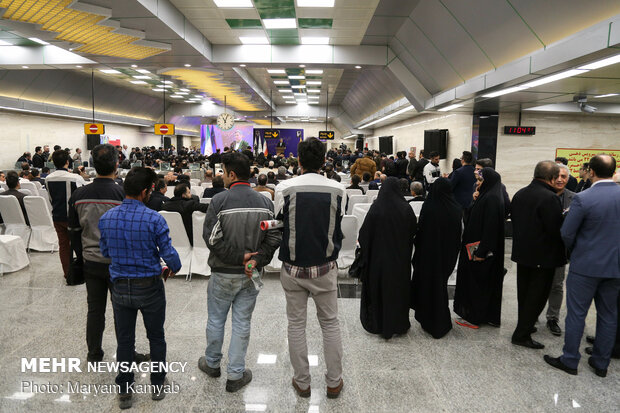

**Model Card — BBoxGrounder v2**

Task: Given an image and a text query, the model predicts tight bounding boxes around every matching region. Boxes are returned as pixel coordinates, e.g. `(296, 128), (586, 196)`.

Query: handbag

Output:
(348, 247), (363, 279)
(66, 255), (85, 286)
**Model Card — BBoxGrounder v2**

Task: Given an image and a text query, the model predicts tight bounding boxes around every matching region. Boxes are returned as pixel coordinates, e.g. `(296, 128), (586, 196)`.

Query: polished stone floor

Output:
(0, 244), (618, 413)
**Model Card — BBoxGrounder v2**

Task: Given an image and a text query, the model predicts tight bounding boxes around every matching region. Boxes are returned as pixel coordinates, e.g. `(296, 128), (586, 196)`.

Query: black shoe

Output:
(134, 352), (150, 363)
(544, 355), (578, 375)
(198, 356), (221, 378)
(546, 320), (562, 336)
(586, 335), (595, 344)
(512, 338), (545, 349)
(585, 346), (593, 355)
(531, 326), (538, 334)
(226, 369), (252, 393)
(588, 357), (607, 378)
(87, 352), (103, 363)
(152, 378), (168, 400)
(118, 393), (132, 409)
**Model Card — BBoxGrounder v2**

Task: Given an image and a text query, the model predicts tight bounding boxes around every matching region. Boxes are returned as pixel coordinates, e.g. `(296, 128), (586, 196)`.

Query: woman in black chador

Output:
(410, 178), (462, 338)
(454, 167), (505, 328)
(359, 177), (417, 339)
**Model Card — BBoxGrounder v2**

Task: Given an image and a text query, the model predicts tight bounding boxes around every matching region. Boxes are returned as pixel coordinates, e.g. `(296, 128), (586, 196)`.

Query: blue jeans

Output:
(205, 272), (259, 380)
(111, 277), (167, 390)
(560, 272), (620, 370)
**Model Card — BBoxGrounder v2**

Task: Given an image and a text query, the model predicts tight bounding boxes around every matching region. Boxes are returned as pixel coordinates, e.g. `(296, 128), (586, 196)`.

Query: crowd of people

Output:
(1, 139), (620, 408)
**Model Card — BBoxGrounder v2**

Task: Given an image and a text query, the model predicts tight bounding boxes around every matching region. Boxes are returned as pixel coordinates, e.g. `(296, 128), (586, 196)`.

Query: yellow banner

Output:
(555, 148), (620, 178)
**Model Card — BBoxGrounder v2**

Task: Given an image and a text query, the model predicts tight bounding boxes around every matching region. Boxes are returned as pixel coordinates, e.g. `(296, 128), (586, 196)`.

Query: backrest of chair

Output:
(347, 194), (367, 215)
(266, 183), (276, 190)
(24, 196), (53, 227)
(345, 188), (363, 198)
(0, 195), (26, 225)
(20, 181), (38, 196)
(192, 211), (207, 248)
(165, 186), (175, 198)
(200, 198), (211, 205)
(190, 186), (203, 197)
(410, 201), (423, 218)
(159, 211), (191, 247)
(190, 179), (200, 187)
(33, 181), (43, 191)
(18, 189), (33, 196)
(341, 215), (358, 249)
(259, 191), (272, 199)
(352, 203), (372, 230)
(366, 189), (379, 198)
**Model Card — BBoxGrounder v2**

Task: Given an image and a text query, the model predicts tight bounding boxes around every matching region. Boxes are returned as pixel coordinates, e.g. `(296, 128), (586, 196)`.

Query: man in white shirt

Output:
(423, 151), (441, 189)
(45, 149), (86, 280)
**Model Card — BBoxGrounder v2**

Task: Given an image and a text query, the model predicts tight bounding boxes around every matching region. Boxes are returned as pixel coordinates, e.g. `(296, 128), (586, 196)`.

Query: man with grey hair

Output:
(510, 161), (566, 349)
(545, 164), (575, 336)
(409, 181), (425, 201)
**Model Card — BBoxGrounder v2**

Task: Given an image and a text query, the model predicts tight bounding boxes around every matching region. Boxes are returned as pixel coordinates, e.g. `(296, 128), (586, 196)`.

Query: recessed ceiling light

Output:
(239, 36), (269, 44)
(133, 75), (151, 79)
(75, 65), (82, 68)
(28, 37), (49, 45)
(305, 69), (323, 74)
(288, 75), (305, 80)
(213, 0), (252, 7)
(131, 64), (138, 68)
(0, 40), (12, 46)
(301, 37), (329, 45)
(180, 88), (190, 92)
(307, 89), (320, 93)
(437, 103), (463, 112)
(156, 84), (172, 88)
(194, 95), (203, 98)
(153, 88), (165, 92)
(136, 69), (150, 74)
(130, 80), (148, 84)
(185, 100), (195, 103)
(184, 64), (191, 67)
(593, 93), (619, 98)
(177, 92), (189, 95)
(22, 65), (29, 69)
(297, 0), (334, 6)
(100, 69), (121, 74)
(301, 119), (309, 121)
(263, 18), (296, 29)
(294, 93), (306, 96)
(274, 80), (289, 85)
(268, 69), (286, 74)
(170, 95), (184, 98)
(283, 96), (295, 99)
(306, 80), (321, 85)
(239, 64), (246, 67)
(355, 65), (362, 69)
(162, 81), (174, 85)
(291, 85), (306, 89)
(279, 89), (293, 93)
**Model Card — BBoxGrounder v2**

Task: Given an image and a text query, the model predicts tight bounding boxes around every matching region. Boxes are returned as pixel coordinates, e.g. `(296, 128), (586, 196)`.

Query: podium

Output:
(276, 146), (285, 155)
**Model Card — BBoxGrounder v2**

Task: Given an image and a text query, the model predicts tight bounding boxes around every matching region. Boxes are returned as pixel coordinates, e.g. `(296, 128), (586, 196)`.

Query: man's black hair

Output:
(53, 145), (61, 151)
(35, 146), (41, 153)
(581, 162), (590, 171)
(174, 183), (190, 198)
(31, 169), (39, 177)
(42, 167), (50, 174)
(92, 144), (118, 176)
(399, 178), (409, 195)
(257, 173), (268, 186)
(462, 151), (473, 164)
(475, 158), (494, 169)
(555, 157), (568, 165)
(429, 151), (440, 158)
(222, 152), (250, 180)
(297, 137), (325, 172)
(212, 175), (224, 188)
(351, 174), (361, 185)
(589, 154), (616, 179)
(155, 179), (166, 192)
(534, 160), (560, 182)
(362, 172), (371, 182)
(124, 167), (157, 197)
(51, 149), (70, 169)
(6, 171), (19, 189)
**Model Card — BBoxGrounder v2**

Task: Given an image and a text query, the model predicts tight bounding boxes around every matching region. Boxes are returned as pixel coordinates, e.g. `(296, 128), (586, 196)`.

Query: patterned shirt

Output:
(282, 261), (337, 279)
(99, 198), (181, 280)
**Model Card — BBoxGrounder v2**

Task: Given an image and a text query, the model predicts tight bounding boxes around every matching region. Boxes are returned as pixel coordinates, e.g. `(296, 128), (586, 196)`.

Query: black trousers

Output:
(512, 264), (555, 342)
(84, 260), (112, 360)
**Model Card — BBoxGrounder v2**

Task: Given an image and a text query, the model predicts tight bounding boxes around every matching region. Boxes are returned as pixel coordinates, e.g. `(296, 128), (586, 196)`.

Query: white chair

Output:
(32, 181), (43, 193)
(190, 179), (200, 187)
(0, 235), (29, 275)
(200, 198), (211, 205)
(201, 182), (213, 189)
(0, 195), (31, 247)
(345, 188), (363, 199)
(259, 191), (273, 200)
(347, 194), (367, 215)
(266, 184), (276, 190)
(366, 189), (379, 199)
(190, 186), (203, 198)
(159, 211), (192, 279)
(337, 215), (358, 269)
(18, 189), (33, 196)
(20, 181), (39, 196)
(410, 201), (423, 218)
(190, 211), (211, 279)
(24, 196), (58, 252)
(165, 186), (175, 198)
(352, 203), (373, 232)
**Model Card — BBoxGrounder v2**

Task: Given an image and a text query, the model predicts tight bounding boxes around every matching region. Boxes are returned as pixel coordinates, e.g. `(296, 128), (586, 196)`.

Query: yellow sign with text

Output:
(84, 123), (104, 134)
(555, 148), (620, 178)
(155, 124), (175, 135)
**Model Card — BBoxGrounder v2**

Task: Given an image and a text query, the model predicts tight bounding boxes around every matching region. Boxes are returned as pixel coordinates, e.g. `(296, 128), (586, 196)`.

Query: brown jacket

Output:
(350, 156), (377, 178)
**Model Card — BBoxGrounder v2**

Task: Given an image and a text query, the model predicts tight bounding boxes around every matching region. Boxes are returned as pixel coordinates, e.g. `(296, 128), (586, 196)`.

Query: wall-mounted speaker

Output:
(378, 136), (393, 155)
(423, 129), (448, 159)
(86, 134), (100, 150)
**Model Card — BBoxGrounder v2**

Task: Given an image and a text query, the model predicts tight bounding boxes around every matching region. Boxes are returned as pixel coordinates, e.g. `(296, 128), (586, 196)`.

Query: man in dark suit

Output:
(32, 146), (45, 168)
(510, 161), (566, 349)
(202, 175), (226, 198)
(0, 171), (29, 225)
(146, 179), (169, 211)
(448, 151), (476, 210)
(544, 154), (620, 377)
(545, 164), (576, 336)
(162, 183), (208, 245)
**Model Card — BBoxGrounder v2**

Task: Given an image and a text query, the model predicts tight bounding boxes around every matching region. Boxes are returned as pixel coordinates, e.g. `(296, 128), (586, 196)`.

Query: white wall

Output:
(364, 112), (473, 172)
(0, 111), (161, 170)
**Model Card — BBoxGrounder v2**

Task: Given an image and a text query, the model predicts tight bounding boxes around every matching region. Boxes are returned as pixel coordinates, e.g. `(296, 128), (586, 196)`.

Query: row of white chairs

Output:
(0, 195), (59, 252)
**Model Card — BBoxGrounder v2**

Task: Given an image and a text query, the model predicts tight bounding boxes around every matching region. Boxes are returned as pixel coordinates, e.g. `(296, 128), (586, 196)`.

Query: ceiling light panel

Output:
(130, 80), (148, 84)
(136, 69), (151, 74)
(268, 69), (286, 74)
(100, 69), (121, 74)
(521, 69), (588, 88)
(297, 0), (335, 6)
(288, 75), (305, 80)
(213, 0), (253, 7)
(437, 104), (463, 112)
(305, 70), (323, 74)
(578, 54), (620, 70)
(279, 89), (293, 93)
(307, 89), (321, 93)
(274, 80), (290, 85)
(133, 75), (151, 79)
(263, 19), (296, 29)
(593, 93), (619, 98)
(306, 81), (321, 85)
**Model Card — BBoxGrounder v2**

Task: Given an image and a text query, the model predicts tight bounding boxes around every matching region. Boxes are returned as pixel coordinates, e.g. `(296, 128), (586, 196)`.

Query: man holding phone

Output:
(99, 167), (181, 409)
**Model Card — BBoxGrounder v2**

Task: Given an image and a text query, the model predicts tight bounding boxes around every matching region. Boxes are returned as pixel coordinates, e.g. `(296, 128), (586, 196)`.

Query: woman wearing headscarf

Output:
(410, 178), (463, 338)
(453, 167), (505, 328)
(359, 177), (417, 339)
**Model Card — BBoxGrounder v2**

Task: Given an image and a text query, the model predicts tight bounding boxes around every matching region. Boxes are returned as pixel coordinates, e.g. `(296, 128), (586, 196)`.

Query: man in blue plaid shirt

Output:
(99, 167), (181, 409)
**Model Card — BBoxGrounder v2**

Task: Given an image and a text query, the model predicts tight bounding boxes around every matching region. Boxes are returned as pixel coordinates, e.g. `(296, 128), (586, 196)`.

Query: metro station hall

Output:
(0, 1), (620, 412)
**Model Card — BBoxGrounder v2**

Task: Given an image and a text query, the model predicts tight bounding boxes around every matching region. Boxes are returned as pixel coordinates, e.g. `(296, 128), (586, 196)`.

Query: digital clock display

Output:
(504, 126), (536, 135)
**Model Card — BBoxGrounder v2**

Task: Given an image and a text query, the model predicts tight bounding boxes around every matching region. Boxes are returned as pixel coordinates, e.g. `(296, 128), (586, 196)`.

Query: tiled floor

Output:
(0, 243), (618, 412)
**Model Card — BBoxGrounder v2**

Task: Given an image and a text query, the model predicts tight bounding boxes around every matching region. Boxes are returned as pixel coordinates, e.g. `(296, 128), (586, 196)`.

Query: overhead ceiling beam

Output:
(385, 57), (431, 111)
(232, 67), (276, 111)
(0, 45), (95, 67)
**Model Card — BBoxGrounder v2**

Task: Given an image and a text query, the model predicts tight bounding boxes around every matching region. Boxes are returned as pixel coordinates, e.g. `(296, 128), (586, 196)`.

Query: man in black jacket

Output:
(203, 175), (226, 198)
(146, 179), (169, 211)
(32, 146), (45, 168)
(510, 160), (566, 349)
(162, 183), (208, 245)
(412, 150), (428, 183)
